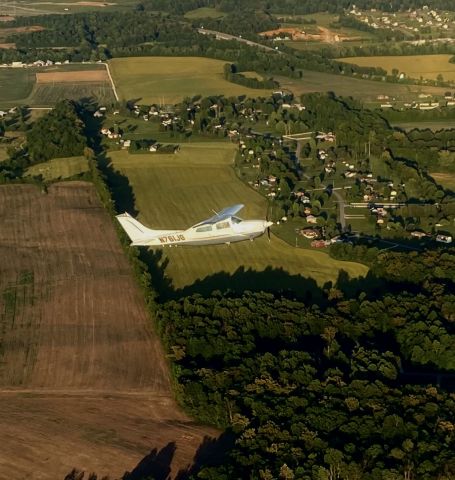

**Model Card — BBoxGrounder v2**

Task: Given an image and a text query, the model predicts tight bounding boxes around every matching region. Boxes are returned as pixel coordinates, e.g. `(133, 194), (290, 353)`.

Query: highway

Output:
(197, 28), (282, 54)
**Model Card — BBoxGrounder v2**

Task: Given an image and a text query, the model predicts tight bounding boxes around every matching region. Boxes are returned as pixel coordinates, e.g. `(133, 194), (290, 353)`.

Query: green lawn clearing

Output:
(108, 142), (368, 296)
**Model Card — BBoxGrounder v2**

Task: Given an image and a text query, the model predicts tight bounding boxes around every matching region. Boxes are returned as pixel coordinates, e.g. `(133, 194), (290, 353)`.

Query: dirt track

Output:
(0, 182), (217, 479)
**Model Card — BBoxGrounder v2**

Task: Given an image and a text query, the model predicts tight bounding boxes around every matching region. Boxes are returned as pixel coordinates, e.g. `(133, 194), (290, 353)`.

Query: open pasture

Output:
(0, 182), (217, 479)
(108, 57), (272, 104)
(339, 54), (455, 82)
(0, 68), (36, 105)
(109, 143), (367, 296)
(277, 70), (450, 103)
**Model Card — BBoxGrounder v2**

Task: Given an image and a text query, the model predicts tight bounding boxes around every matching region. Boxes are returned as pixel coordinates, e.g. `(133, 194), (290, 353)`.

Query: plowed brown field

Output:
(36, 70), (109, 83)
(0, 182), (217, 479)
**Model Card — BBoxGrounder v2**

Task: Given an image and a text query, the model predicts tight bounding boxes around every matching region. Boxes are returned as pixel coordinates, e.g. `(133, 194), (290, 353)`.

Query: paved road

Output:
(197, 28), (282, 54)
(331, 189), (346, 230)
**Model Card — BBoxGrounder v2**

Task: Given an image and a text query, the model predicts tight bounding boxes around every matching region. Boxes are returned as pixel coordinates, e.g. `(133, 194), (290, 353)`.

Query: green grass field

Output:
(108, 142), (368, 296)
(108, 57), (273, 104)
(277, 70), (450, 103)
(184, 7), (226, 19)
(26, 156), (88, 180)
(339, 54), (455, 82)
(0, 69), (36, 105)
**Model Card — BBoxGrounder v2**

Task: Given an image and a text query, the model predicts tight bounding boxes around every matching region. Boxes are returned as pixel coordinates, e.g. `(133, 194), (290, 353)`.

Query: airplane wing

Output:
(193, 204), (244, 226)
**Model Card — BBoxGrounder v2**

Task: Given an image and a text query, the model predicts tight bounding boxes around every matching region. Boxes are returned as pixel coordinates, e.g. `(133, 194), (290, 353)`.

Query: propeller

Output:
(266, 204), (273, 242)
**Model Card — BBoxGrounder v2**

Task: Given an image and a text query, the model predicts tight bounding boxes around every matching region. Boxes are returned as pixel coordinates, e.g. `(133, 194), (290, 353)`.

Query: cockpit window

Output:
(216, 221), (230, 230)
(231, 216), (242, 224)
(196, 225), (212, 232)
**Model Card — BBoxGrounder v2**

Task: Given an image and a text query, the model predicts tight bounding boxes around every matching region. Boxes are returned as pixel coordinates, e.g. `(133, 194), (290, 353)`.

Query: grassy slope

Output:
(277, 70), (450, 103)
(339, 54), (455, 82)
(26, 156), (89, 180)
(108, 57), (272, 104)
(184, 7), (226, 19)
(109, 142), (367, 295)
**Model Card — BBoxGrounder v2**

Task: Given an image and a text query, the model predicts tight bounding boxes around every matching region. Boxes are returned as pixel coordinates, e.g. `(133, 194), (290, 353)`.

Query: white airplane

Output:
(116, 204), (273, 247)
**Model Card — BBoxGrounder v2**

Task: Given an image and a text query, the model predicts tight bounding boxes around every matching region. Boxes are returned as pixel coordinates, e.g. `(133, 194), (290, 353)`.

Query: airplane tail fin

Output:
(116, 213), (157, 243)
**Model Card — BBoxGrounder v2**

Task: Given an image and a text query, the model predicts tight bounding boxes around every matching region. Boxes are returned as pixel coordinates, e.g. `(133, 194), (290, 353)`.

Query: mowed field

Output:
(0, 65), (114, 107)
(109, 57), (271, 104)
(109, 143), (368, 295)
(276, 70), (450, 103)
(339, 54), (455, 82)
(0, 182), (217, 479)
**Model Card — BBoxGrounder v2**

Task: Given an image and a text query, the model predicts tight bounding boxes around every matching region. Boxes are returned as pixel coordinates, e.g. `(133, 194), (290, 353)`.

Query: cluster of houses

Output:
(348, 5), (454, 34)
(6, 59), (71, 68)
(410, 231), (453, 243)
(377, 92), (455, 110)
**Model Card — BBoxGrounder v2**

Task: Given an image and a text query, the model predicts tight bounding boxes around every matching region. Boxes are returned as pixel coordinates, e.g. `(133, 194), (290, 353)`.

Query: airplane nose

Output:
(264, 220), (273, 230)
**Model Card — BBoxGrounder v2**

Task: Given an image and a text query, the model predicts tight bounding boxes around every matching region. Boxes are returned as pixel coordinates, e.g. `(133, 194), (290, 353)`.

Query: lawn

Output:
(26, 156), (89, 180)
(108, 57), (273, 104)
(339, 54), (455, 82)
(108, 142), (368, 297)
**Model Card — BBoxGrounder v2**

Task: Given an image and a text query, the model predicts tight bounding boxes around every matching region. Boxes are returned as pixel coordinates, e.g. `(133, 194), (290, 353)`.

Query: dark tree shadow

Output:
(175, 432), (234, 480)
(122, 442), (176, 480)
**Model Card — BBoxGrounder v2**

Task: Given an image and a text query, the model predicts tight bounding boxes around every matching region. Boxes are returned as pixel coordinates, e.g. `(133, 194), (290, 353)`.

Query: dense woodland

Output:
(155, 247), (455, 480)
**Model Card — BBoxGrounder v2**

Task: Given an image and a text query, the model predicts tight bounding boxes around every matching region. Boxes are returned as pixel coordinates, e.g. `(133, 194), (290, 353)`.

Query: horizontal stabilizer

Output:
(116, 213), (179, 245)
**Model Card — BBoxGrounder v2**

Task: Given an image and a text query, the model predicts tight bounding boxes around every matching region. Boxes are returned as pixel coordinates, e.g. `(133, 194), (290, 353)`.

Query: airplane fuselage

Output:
(132, 220), (270, 246)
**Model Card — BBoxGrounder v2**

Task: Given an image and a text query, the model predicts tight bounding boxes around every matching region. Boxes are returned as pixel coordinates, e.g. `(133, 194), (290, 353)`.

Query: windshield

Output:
(231, 216), (242, 224)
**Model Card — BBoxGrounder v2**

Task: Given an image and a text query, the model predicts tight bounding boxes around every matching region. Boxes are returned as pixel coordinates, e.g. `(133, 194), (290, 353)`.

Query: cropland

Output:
(108, 57), (271, 104)
(0, 182), (217, 479)
(0, 64), (114, 107)
(339, 54), (455, 82)
(430, 172), (455, 191)
(108, 142), (368, 296)
(276, 70), (450, 103)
